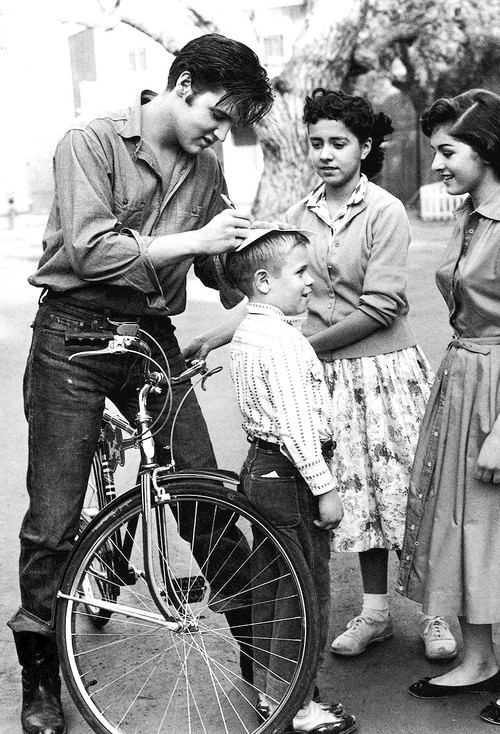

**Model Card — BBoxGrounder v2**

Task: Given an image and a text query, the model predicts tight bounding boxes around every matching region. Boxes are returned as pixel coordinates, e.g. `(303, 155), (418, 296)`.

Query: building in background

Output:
(1, 0), (309, 216)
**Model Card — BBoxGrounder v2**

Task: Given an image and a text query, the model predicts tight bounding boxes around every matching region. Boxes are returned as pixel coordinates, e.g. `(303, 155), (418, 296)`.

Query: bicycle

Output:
(55, 326), (320, 734)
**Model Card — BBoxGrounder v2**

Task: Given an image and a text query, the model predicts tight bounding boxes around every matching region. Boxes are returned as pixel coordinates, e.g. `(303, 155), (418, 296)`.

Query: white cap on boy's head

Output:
(234, 227), (313, 252)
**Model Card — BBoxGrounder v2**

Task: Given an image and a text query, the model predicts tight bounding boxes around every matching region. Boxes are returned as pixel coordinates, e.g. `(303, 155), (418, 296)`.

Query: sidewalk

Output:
(2, 211), (499, 734)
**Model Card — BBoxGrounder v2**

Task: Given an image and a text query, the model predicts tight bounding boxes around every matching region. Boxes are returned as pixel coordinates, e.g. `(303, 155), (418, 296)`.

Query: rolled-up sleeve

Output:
(54, 129), (163, 298)
(193, 182), (245, 309)
(358, 200), (410, 326)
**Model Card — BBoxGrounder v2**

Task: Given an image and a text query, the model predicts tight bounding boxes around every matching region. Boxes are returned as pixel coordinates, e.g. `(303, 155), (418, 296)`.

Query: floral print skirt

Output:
(322, 346), (433, 553)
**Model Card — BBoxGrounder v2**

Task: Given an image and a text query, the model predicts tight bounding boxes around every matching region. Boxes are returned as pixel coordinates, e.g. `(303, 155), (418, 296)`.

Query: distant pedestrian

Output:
(285, 88), (457, 661)
(397, 88), (500, 723)
(6, 196), (16, 229)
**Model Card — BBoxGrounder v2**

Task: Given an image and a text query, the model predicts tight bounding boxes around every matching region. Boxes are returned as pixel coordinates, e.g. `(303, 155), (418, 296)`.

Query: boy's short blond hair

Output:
(224, 229), (309, 297)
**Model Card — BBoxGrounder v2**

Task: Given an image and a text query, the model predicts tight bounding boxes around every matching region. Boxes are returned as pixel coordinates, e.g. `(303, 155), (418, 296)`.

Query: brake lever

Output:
(68, 335), (147, 361)
(171, 359), (208, 384)
(201, 365), (223, 391)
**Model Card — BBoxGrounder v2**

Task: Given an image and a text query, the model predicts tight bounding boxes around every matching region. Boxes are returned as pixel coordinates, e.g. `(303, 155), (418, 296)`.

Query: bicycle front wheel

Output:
(56, 480), (319, 734)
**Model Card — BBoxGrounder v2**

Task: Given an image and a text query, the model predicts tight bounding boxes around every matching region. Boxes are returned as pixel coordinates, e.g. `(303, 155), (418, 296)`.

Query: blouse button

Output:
(410, 524), (415, 530)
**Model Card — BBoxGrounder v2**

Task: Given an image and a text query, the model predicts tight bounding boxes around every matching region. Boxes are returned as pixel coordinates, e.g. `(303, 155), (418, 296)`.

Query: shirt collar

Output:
(116, 89), (157, 143)
(475, 184), (500, 221)
(247, 301), (307, 325)
(453, 184), (500, 222)
(305, 173), (368, 210)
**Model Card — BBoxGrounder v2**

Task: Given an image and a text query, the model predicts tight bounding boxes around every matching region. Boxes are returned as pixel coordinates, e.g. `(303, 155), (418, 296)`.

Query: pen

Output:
(220, 193), (236, 209)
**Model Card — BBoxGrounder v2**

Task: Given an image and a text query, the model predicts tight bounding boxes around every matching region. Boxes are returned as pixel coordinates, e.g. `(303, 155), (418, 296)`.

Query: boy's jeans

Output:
(9, 298), (250, 638)
(240, 441), (331, 702)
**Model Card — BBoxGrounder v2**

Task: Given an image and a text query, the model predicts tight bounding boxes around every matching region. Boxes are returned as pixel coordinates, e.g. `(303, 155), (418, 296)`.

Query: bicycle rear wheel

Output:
(56, 480), (319, 734)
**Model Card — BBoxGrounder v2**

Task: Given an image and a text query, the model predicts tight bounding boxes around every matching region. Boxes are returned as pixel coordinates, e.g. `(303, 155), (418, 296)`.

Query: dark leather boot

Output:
(225, 606), (254, 685)
(13, 632), (66, 734)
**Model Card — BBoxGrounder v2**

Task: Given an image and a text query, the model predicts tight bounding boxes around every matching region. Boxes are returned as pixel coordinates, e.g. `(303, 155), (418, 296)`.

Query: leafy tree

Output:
(354, 0), (500, 192)
(58, 0), (500, 215)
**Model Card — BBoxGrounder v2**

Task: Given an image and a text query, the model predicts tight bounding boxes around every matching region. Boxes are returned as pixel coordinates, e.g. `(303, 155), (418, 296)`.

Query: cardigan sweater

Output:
(285, 181), (417, 360)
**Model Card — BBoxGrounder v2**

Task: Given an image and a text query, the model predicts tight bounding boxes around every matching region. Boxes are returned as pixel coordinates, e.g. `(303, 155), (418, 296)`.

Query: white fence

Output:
(419, 182), (467, 221)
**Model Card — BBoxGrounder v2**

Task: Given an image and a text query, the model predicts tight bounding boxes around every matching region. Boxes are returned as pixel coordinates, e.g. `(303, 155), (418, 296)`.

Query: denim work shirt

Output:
(29, 90), (235, 316)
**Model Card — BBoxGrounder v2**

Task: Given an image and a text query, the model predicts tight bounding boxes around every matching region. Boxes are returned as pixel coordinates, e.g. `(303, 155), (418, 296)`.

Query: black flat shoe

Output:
(409, 669), (500, 699)
(480, 701), (500, 725)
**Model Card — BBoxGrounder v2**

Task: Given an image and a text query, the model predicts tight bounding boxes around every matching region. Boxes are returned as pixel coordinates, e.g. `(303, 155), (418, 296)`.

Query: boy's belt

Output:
(250, 437), (336, 460)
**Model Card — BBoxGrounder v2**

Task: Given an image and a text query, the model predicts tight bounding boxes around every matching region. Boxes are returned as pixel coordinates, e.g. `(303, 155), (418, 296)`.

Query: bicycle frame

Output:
(60, 332), (231, 629)
(55, 330), (321, 734)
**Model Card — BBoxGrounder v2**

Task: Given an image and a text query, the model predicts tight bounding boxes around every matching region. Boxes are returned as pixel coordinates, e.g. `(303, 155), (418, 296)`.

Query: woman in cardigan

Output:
(286, 88), (457, 661)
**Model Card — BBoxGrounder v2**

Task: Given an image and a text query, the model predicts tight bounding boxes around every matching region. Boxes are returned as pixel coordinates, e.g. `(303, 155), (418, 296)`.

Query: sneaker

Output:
(257, 692), (344, 721)
(291, 700), (357, 733)
(420, 617), (458, 660)
(330, 614), (393, 656)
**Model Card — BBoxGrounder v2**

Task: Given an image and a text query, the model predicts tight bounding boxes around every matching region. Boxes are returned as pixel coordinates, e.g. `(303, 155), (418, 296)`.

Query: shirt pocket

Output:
(113, 195), (146, 231)
(176, 203), (209, 229)
(245, 474), (301, 528)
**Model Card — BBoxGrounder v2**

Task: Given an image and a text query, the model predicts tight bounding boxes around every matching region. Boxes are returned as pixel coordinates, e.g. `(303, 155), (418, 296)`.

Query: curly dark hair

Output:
(303, 88), (394, 178)
(420, 88), (500, 177)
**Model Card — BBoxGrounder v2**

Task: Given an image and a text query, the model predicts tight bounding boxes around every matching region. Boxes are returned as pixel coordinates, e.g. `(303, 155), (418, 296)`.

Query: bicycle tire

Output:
(79, 453), (116, 628)
(56, 479), (319, 734)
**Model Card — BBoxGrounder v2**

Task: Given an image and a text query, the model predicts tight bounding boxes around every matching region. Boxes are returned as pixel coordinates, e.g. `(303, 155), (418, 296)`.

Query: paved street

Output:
(0, 213), (498, 734)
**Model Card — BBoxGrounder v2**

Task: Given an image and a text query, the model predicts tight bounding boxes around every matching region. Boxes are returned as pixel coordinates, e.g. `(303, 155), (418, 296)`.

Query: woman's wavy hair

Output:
(303, 87), (394, 178)
(420, 88), (500, 177)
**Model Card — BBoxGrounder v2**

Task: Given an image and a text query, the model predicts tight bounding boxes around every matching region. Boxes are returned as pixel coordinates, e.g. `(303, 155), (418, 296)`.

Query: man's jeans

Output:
(240, 442), (331, 702)
(8, 298), (250, 638)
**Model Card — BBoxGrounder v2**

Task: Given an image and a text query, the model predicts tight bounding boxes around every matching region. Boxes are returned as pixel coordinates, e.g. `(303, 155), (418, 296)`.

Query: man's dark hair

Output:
(303, 87), (394, 178)
(421, 88), (500, 177)
(225, 231), (308, 297)
(167, 33), (274, 126)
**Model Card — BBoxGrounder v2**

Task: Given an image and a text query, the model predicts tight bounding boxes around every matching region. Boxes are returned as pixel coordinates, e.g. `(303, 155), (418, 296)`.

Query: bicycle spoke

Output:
(57, 483), (318, 734)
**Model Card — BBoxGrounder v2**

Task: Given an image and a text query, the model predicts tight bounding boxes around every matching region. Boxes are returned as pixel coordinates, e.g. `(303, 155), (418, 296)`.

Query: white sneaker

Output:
(420, 616), (458, 660)
(330, 614), (393, 656)
(293, 700), (357, 733)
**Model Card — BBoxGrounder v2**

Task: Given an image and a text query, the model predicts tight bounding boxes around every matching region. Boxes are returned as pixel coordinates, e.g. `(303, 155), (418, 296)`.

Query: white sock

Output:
(362, 593), (389, 617)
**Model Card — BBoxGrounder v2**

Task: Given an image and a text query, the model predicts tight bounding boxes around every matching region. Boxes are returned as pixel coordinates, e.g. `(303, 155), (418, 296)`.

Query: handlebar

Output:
(66, 333), (150, 359)
(67, 332), (222, 389)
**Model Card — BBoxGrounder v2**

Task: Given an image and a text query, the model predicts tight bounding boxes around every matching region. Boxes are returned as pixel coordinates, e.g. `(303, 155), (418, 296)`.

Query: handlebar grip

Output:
(64, 331), (114, 346)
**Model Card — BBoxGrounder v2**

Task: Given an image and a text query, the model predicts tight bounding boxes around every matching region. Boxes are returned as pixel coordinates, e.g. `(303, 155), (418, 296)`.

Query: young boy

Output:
(225, 228), (357, 734)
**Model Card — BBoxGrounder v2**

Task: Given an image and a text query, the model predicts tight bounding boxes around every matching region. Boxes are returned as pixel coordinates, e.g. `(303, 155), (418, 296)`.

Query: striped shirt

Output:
(230, 302), (336, 496)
